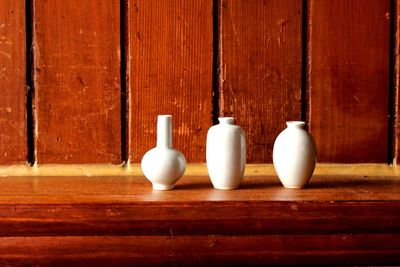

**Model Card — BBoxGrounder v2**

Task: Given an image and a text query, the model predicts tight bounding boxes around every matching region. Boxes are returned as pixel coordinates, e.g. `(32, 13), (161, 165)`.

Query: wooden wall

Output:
(0, 0), (394, 164)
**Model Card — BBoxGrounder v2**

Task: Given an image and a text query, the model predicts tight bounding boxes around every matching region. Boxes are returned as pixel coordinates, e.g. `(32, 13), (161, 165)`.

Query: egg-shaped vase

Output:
(273, 121), (317, 189)
(206, 117), (246, 190)
(141, 115), (186, 190)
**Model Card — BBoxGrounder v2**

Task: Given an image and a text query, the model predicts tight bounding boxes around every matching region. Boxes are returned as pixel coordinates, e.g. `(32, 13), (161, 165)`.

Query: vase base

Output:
(213, 185), (239, 190)
(152, 183), (175, 190)
(283, 185), (305, 189)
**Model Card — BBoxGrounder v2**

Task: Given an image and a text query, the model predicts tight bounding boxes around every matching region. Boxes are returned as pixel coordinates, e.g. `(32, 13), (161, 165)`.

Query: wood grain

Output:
(1, 234), (399, 266)
(219, 0), (302, 163)
(0, 166), (399, 264)
(308, 0), (390, 163)
(0, 201), (399, 237)
(0, 174), (399, 203)
(0, 0), (26, 164)
(0, 174), (399, 236)
(33, 0), (121, 164)
(128, 0), (213, 163)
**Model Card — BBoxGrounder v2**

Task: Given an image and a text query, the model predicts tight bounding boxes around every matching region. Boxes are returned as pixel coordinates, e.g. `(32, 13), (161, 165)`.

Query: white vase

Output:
(273, 121), (317, 189)
(206, 117), (246, 190)
(141, 115), (186, 190)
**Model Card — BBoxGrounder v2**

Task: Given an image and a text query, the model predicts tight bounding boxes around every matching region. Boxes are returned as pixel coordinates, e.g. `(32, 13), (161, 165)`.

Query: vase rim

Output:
(218, 117), (235, 124)
(286, 121), (306, 128)
(158, 114), (172, 118)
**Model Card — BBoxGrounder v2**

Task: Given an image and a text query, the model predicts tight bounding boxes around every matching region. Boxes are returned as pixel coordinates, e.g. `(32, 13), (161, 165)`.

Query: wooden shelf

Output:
(1, 164), (399, 265)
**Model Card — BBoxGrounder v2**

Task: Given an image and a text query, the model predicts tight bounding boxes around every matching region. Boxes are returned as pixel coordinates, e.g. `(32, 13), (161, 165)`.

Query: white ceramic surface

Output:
(206, 117), (246, 190)
(141, 115), (186, 190)
(273, 121), (317, 189)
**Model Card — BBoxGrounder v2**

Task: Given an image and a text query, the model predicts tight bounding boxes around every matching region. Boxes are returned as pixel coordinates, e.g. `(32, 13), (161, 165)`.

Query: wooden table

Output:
(0, 164), (399, 265)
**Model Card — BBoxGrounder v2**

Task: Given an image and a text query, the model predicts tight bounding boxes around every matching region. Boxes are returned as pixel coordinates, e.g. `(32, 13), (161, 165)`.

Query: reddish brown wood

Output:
(219, 0), (302, 163)
(0, 0), (26, 164)
(33, 0), (121, 163)
(0, 202), (399, 237)
(1, 235), (399, 266)
(127, 0), (213, 163)
(0, 174), (398, 237)
(0, 174), (399, 203)
(308, 0), (390, 163)
(0, 173), (398, 264)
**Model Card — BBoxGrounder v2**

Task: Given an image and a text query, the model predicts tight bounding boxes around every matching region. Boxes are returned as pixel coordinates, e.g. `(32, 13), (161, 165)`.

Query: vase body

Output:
(273, 121), (317, 189)
(206, 117), (246, 189)
(141, 115), (186, 190)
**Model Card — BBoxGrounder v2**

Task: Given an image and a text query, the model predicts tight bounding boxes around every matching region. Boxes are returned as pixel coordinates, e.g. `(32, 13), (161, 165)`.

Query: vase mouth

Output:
(286, 121), (306, 128)
(218, 117), (235, 124)
(158, 114), (172, 119)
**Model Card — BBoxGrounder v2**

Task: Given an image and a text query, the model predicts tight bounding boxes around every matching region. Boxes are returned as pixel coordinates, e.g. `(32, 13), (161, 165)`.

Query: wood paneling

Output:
(0, 0), (395, 164)
(219, 0), (302, 163)
(308, 0), (390, 163)
(0, 0), (26, 164)
(33, 0), (121, 164)
(128, 0), (213, 163)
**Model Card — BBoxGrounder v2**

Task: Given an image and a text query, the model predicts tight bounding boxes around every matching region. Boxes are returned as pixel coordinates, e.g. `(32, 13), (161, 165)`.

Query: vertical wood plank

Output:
(0, 0), (26, 164)
(128, 0), (213, 162)
(219, 0), (302, 163)
(309, 0), (390, 163)
(33, 0), (121, 164)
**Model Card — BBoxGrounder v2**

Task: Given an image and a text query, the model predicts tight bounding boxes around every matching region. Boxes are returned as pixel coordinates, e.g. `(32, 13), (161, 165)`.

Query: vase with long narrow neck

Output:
(273, 121), (317, 189)
(206, 117), (246, 189)
(141, 115), (186, 190)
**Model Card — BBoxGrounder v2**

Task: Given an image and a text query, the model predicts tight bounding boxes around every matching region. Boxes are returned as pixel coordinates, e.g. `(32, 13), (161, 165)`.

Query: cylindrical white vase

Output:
(141, 115), (186, 190)
(206, 117), (246, 190)
(273, 121), (317, 189)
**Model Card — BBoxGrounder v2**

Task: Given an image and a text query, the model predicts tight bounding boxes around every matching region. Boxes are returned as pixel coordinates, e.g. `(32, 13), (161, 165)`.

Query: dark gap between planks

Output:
(26, 0), (35, 165)
(388, 0), (398, 164)
(120, 0), (128, 163)
(301, 0), (310, 129)
(212, 0), (221, 125)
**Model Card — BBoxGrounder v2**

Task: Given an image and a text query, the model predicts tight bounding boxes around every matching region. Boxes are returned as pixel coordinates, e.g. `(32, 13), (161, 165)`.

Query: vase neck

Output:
(218, 117), (235, 125)
(286, 121), (306, 129)
(157, 115), (172, 148)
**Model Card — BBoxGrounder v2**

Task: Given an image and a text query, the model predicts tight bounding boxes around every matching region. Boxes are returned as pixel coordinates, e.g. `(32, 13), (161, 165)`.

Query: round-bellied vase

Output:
(141, 115), (186, 190)
(273, 121), (317, 189)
